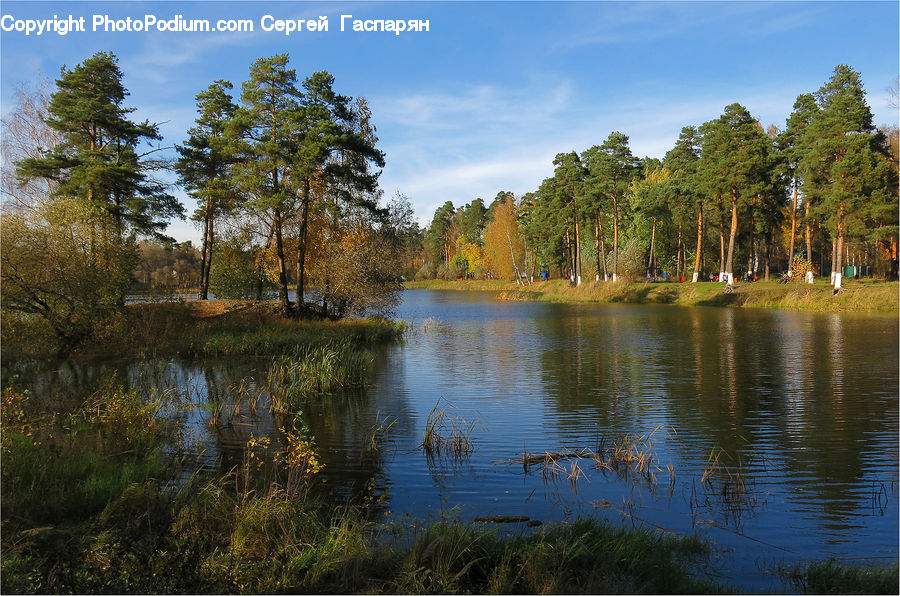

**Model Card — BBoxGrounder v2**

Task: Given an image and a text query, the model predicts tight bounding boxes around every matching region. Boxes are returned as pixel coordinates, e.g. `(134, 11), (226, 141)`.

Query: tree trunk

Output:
(692, 205), (703, 283)
(295, 179), (311, 314)
(724, 189), (738, 286)
(612, 193), (619, 282)
(718, 216), (726, 281)
(805, 200), (814, 283)
(506, 229), (523, 285)
(834, 203), (845, 290)
(202, 214), (215, 299)
(599, 214), (608, 281)
(787, 175), (799, 276)
(198, 214), (210, 300)
(830, 237), (837, 285)
(273, 208), (291, 313)
(573, 198), (582, 285)
(594, 215), (601, 281)
(648, 215), (657, 272)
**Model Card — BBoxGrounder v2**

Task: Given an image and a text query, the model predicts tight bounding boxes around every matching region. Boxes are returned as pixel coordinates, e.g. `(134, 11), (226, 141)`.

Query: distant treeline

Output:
(419, 65), (899, 289)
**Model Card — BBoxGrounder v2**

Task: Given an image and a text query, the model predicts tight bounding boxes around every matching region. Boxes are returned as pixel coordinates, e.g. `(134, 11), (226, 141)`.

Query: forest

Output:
(1, 54), (897, 353)
(419, 65), (898, 291)
(1, 51), (422, 354)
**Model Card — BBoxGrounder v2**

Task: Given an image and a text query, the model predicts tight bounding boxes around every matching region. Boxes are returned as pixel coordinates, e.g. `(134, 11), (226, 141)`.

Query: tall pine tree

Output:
(175, 80), (238, 300)
(17, 51), (182, 237)
(699, 104), (770, 287)
(800, 65), (893, 290)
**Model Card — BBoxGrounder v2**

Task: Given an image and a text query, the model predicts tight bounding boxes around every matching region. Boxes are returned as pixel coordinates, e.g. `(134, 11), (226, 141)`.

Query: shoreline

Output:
(403, 278), (900, 314)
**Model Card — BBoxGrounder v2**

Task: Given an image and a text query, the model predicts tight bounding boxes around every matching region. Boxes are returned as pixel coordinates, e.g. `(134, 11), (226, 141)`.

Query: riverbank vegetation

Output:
(404, 278), (899, 313)
(417, 65), (898, 294)
(1, 51), (412, 358)
(3, 379), (897, 595)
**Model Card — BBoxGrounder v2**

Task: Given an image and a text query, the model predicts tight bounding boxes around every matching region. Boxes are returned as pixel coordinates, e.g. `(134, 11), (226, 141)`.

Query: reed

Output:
(516, 427), (666, 487)
(778, 559), (899, 595)
(421, 402), (476, 460)
(265, 341), (374, 416)
(362, 412), (398, 454)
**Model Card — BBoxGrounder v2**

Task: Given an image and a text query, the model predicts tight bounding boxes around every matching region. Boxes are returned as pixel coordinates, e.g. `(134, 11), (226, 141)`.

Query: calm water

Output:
(13, 290), (899, 590)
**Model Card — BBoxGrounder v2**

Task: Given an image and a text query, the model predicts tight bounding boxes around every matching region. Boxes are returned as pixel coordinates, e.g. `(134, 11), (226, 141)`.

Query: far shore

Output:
(403, 278), (900, 314)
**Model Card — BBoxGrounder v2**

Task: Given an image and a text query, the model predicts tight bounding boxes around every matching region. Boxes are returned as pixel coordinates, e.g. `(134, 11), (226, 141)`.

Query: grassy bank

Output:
(404, 278), (900, 313)
(2, 299), (406, 361)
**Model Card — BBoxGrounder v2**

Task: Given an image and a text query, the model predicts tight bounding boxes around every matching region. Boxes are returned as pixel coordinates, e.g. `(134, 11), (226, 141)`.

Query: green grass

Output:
(404, 278), (514, 291)
(779, 559), (899, 594)
(265, 341), (375, 415)
(2, 299), (406, 360)
(406, 278), (899, 313)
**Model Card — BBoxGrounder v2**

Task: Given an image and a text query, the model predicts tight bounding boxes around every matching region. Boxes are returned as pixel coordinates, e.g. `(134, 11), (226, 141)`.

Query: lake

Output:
(13, 289), (899, 591)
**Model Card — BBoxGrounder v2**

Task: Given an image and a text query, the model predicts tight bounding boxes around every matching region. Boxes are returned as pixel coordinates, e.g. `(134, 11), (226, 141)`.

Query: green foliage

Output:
(425, 200), (458, 276)
(801, 65), (896, 246)
(607, 237), (646, 281)
(460, 198), (488, 244)
(208, 234), (272, 299)
(780, 559), (899, 595)
(1, 197), (137, 353)
(15, 51), (183, 236)
(175, 79), (240, 298)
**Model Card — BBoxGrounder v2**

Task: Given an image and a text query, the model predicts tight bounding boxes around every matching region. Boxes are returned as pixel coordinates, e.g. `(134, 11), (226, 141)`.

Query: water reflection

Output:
(4, 291), (897, 591)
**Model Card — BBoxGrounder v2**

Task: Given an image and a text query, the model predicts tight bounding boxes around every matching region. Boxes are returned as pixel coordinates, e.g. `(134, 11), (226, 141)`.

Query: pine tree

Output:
(548, 152), (586, 284)
(230, 54), (302, 313)
(17, 51), (182, 237)
(582, 132), (639, 282)
(290, 72), (384, 314)
(664, 126), (703, 282)
(800, 65), (893, 290)
(777, 94), (819, 281)
(698, 104), (770, 287)
(175, 80), (238, 300)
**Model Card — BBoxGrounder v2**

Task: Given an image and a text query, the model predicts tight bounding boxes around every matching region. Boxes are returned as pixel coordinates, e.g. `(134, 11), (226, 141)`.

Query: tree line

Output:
(1, 51), (419, 352)
(419, 65), (898, 291)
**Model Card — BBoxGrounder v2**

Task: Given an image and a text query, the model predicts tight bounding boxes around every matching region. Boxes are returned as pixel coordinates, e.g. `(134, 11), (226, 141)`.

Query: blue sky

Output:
(2, 0), (898, 243)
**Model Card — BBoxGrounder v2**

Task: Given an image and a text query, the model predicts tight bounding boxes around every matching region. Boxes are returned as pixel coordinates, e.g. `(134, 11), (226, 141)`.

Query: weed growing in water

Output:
(265, 341), (374, 416)
(420, 400), (476, 461)
(694, 447), (761, 528)
(362, 411), (398, 455)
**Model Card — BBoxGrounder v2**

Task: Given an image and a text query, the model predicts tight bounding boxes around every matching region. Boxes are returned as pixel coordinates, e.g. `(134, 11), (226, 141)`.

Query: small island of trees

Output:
(2, 51), (420, 354)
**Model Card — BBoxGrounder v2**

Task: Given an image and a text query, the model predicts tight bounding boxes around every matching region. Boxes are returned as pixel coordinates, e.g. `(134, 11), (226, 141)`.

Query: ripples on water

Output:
(9, 289), (898, 591)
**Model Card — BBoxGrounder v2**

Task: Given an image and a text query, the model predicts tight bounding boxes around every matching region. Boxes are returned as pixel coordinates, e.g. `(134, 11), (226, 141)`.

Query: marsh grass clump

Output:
(265, 341), (375, 416)
(778, 559), (899, 595)
(517, 427), (667, 488)
(420, 401), (476, 460)
(390, 518), (723, 595)
(362, 412), (398, 455)
(187, 310), (405, 359)
(693, 447), (761, 527)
